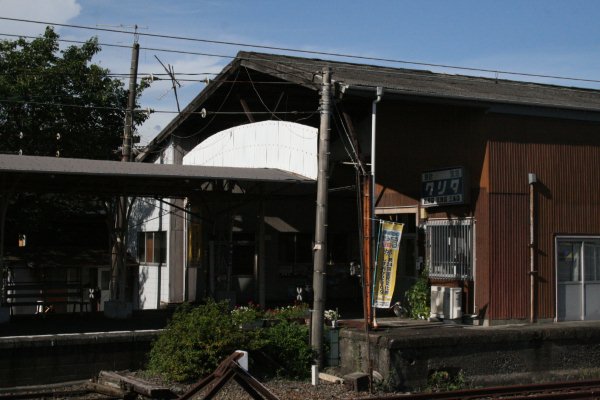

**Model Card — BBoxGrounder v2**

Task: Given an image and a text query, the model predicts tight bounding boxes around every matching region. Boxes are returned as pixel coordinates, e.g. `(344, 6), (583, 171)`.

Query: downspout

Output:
(156, 153), (165, 309)
(528, 173), (537, 323)
(370, 87), (383, 328)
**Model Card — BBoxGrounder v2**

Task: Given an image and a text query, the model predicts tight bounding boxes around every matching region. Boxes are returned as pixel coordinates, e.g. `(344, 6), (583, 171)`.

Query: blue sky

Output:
(2, 0), (600, 144)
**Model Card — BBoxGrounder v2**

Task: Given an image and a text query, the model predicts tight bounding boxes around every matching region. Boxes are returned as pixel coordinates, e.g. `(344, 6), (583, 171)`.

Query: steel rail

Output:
(357, 379), (600, 400)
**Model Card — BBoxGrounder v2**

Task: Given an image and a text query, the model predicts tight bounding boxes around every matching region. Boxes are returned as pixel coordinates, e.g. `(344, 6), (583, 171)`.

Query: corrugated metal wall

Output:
(373, 103), (600, 322)
(472, 143), (491, 318)
(488, 116), (600, 320)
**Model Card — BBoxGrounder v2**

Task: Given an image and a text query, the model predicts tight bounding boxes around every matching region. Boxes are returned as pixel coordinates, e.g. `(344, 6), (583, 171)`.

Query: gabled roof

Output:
(237, 52), (600, 112)
(140, 51), (600, 161)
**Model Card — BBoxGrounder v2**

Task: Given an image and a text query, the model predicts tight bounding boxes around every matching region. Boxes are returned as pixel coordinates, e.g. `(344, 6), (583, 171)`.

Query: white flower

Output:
(324, 309), (339, 321)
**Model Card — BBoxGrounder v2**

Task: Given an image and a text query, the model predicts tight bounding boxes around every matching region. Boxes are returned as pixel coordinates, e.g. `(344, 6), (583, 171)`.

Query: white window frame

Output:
(555, 235), (600, 321)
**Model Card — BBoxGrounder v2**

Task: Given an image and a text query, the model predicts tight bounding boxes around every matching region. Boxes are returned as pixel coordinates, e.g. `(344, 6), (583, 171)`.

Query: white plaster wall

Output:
(138, 265), (157, 309)
(183, 121), (318, 179)
(128, 145), (173, 309)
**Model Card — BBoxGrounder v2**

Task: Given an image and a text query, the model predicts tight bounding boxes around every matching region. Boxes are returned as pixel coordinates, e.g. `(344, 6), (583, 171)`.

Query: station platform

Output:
(2, 310), (600, 391)
(338, 317), (600, 391)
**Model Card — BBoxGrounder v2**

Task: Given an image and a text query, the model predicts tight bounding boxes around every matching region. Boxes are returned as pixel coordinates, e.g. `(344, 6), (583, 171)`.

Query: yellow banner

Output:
(373, 221), (404, 309)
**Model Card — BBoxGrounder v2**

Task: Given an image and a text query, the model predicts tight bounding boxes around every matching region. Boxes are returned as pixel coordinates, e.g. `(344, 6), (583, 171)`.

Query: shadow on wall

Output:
(138, 265), (149, 309)
(127, 198), (161, 255)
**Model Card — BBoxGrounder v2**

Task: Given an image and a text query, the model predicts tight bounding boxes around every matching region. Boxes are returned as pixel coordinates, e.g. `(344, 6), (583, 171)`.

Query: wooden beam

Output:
(239, 97), (256, 123)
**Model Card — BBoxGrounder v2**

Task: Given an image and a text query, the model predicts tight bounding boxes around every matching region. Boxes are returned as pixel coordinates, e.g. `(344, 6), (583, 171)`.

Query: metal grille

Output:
(426, 219), (474, 280)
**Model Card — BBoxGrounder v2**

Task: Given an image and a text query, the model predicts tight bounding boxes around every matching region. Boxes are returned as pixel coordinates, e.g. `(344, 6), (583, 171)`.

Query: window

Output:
(557, 238), (600, 283)
(100, 270), (111, 290)
(426, 219), (474, 280)
(279, 233), (313, 265)
(137, 231), (166, 264)
(556, 237), (600, 321)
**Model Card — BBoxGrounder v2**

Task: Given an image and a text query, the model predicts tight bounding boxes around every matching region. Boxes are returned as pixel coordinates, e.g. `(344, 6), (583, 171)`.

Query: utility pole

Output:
(311, 67), (331, 368)
(110, 34), (139, 302)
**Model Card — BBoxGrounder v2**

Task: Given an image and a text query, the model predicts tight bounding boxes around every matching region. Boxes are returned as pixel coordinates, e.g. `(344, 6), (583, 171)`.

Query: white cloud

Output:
(0, 0), (81, 36)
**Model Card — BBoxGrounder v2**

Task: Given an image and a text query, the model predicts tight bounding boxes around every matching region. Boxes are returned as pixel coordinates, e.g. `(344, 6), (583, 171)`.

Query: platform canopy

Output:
(0, 154), (314, 197)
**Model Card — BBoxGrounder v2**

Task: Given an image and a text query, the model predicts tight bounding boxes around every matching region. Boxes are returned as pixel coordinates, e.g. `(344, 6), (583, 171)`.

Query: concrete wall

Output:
(0, 331), (159, 387)
(339, 323), (600, 391)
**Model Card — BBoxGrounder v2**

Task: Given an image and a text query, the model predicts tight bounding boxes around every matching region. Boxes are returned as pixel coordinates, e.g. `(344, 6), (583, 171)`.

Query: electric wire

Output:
(243, 66), (281, 120)
(3, 32), (600, 95)
(170, 66), (240, 141)
(0, 98), (317, 116)
(333, 102), (365, 175)
(5, 19), (600, 159)
(2, 16), (600, 86)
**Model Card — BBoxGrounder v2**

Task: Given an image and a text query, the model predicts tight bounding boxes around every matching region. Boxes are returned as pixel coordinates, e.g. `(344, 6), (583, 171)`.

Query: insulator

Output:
(56, 133), (61, 140)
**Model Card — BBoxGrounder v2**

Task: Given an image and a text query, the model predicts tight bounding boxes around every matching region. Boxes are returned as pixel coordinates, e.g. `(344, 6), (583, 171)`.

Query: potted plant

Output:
(266, 302), (310, 324)
(324, 309), (340, 328)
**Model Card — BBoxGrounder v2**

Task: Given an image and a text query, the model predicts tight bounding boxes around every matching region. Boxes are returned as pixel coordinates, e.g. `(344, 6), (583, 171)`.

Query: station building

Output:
(131, 51), (600, 325)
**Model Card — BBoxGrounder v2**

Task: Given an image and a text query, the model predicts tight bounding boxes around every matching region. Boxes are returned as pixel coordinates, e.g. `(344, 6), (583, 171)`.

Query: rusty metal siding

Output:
(375, 103), (487, 212)
(473, 144), (491, 318)
(488, 193), (529, 319)
(488, 116), (600, 320)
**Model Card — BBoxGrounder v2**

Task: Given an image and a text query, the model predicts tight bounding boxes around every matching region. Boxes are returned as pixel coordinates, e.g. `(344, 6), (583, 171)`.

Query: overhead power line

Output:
(2, 16), (600, 86)
(0, 98), (317, 116)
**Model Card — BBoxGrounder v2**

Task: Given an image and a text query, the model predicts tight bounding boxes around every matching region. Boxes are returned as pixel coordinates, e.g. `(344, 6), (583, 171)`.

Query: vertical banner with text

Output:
(373, 221), (404, 309)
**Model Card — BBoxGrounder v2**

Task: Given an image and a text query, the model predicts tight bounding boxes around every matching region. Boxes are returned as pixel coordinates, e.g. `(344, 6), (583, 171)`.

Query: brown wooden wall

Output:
(487, 114), (600, 321)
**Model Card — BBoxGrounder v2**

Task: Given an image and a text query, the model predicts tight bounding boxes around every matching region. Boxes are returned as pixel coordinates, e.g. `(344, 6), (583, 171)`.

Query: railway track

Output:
(361, 378), (600, 400)
(3, 378), (600, 399)
(0, 380), (102, 400)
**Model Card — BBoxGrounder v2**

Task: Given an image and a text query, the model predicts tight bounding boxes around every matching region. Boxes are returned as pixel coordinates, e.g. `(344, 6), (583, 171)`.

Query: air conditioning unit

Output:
(430, 286), (446, 319)
(446, 287), (463, 320)
(430, 286), (462, 320)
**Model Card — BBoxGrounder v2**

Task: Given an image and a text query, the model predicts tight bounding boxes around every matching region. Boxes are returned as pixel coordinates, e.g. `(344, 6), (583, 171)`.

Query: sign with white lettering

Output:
(421, 167), (468, 207)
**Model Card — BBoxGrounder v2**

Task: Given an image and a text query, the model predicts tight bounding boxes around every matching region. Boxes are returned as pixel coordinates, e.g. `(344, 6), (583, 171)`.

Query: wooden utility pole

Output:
(110, 38), (139, 302)
(311, 67), (331, 367)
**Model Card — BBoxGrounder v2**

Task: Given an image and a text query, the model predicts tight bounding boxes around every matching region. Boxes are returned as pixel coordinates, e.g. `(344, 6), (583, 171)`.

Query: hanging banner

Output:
(373, 221), (404, 309)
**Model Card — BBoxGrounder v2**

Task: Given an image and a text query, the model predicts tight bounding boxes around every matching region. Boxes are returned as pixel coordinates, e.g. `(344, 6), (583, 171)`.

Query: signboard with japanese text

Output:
(421, 167), (469, 207)
(373, 221), (404, 309)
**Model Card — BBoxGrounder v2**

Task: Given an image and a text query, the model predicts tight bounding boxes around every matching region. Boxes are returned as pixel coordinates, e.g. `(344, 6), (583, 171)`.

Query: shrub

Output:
(261, 320), (314, 379)
(406, 268), (430, 320)
(231, 302), (263, 326)
(147, 301), (264, 382)
(147, 301), (314, 383)
(426, 369), (467, 392)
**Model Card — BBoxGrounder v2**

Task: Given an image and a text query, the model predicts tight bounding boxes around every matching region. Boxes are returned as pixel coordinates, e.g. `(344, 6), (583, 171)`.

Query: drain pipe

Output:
(370, 87), (383, 328)
(528, 173), (537, 323)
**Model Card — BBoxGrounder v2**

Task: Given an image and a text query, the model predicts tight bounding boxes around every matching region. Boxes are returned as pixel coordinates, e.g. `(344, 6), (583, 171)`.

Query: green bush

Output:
(426, 370), (467, 392)
(261, 320), (315, 379)
(231, 302), (264, 326)
(147, 301), (264, 382)
(406, 268), (430, 320)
